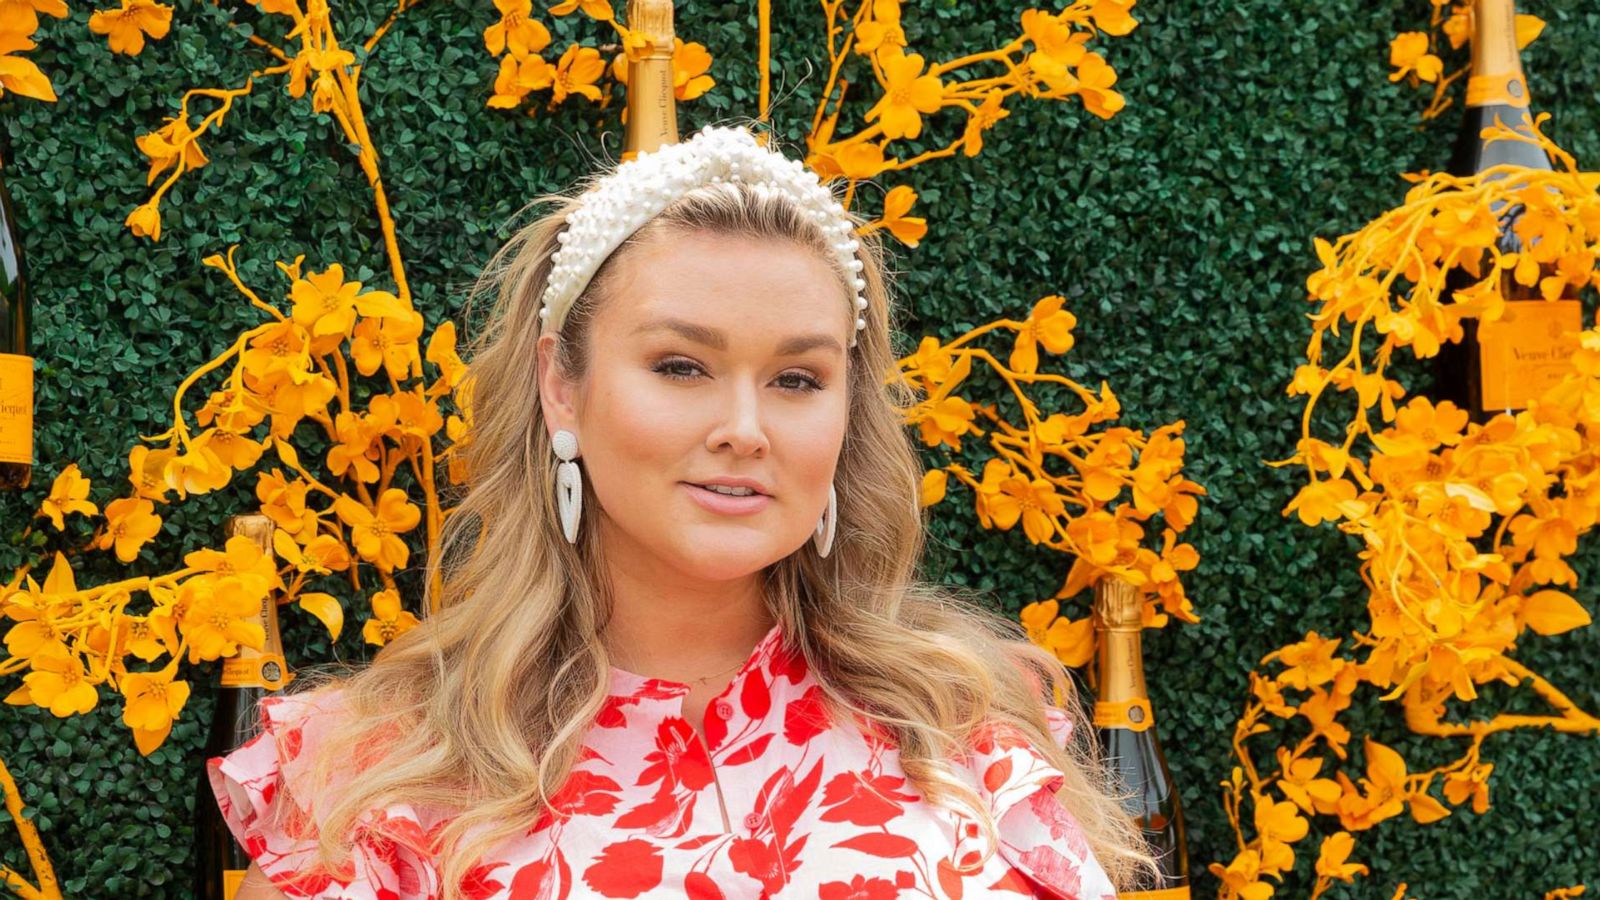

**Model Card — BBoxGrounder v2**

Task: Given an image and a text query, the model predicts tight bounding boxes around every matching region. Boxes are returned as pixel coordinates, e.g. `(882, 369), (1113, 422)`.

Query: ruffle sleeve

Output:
(205, 688), (445, 900)
(963, 705), (1119, 900)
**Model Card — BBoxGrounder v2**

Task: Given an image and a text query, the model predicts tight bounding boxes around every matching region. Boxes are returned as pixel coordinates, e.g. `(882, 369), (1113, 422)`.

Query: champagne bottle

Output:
(194, 514), (295, 900)
(0, 148), (33, 491)
(620, 0), (680, 162)
(1431, 0), (1582, 423)
(1091, 577), (1189, 898)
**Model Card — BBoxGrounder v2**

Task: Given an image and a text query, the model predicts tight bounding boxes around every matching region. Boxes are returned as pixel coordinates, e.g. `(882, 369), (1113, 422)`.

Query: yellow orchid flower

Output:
(1207, 848), (1275, 900)
(196, 385), (268, 434)
(162, 444), (232, 498)
(1442, 762), (1494, 814)
(1264, 632), (1345, 691)
(392, 390), (445, 444)
(241, 320), (313, 382)
(854, 0), (905, 59)
(193, 428), (266, 473)
(489, 53), (553, 108)
(97, 497), (163, 562)
(1009, 294), (1076, 375)
(1072, 51), (1124, 119)
(483, 0), (551, 57)
(1313, 832), (1369, 884)
(918, 468), (947, 508)
(38, 463), (98, 530)
(1020, 9), (1085, 67)
(961, 91), (1010, 157)
(425, 321), (468, 398)
(248, 367), (340, 439)
(1387, 32), (1441, 84)
(1020, 599), (1095, 667)
(1283, 477), (1367, 528)
(1274, 747), (1342, 816)
(124, 202), (161, 241)
(88, 0), (172, 55)
(351, 309), (424, 380)
(2, 554), (77, 662)
(112, 612), (177, 663)
(178, 575), (267, 664)
(875, 185), (926, 248)
(864, 50), (943, 141)
(914, 395), (976, 451)
(135, 115), (208, 185)
(22, 646), (99, 717)
(183, 533), (282, 593)
(257, 469), (319, 536)
(290, 263), (406, 341)
(1084, 0), (1137, 36)
(0, 32), (58, 103)
(119, 663), (191, 755)
(362, 588), (419, 647)
(983, 472), (1066, 545)
(550, 44), (606, 105)
(335, 488), (421, 572)
(671, 38), (714, 101)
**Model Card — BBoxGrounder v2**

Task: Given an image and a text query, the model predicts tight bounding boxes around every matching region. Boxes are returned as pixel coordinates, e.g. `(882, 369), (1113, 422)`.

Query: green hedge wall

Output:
(2, 0), (1598, 896)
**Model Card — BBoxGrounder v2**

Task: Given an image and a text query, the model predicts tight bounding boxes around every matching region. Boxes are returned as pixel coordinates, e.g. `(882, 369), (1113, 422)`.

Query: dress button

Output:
(714, 699), (735, 719)
(743, 812), (763, 831)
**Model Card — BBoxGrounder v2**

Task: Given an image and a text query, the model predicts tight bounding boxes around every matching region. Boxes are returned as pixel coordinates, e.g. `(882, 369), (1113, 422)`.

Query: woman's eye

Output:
(651, 359), (825, 393)
(776, 372), (825, 393)
(653, 359), (702, 382)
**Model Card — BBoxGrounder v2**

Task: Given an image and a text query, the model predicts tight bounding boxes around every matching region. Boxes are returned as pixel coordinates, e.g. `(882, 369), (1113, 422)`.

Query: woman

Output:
(209, 121), (1157, 899)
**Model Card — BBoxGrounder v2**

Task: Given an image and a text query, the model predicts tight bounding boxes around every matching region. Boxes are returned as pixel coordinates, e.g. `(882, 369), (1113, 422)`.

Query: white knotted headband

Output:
(538, 124), (870, 348)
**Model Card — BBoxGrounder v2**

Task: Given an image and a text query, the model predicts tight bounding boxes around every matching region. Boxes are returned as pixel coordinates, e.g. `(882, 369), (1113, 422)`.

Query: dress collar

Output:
(605, 621), (789, 699)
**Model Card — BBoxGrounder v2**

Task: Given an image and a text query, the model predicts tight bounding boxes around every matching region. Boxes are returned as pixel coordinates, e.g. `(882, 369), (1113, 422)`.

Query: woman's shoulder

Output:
(206, 683), (449, 899)
(957, 704), (1120, 900)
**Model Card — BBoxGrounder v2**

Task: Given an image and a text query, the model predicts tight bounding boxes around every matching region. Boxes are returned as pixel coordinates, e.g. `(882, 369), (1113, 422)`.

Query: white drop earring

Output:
(553, 429), (582, 543)
(813, 482), (837, 558)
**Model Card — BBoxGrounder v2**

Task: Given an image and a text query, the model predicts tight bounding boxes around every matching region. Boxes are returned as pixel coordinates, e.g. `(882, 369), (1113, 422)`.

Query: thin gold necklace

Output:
(612, 649), (750, 685)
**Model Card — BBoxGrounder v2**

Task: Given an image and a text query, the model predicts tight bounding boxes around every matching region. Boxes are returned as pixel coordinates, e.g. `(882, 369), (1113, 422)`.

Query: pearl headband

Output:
(538, 124), (870, 348)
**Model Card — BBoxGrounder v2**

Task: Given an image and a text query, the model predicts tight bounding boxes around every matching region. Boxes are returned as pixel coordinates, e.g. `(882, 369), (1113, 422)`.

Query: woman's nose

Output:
(705, 381), (771, 456)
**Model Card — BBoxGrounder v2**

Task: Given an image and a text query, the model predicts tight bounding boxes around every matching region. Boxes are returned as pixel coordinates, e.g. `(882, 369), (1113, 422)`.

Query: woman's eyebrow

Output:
(633, 316), (843, 357)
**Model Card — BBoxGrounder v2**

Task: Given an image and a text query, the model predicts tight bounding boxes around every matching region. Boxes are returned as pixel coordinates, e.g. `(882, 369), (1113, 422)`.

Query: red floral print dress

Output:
(207, 623), (1118, 899)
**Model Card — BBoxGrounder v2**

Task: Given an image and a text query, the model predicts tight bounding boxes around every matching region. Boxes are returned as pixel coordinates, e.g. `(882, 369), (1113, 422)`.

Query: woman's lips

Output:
(682, 482), (772, 515)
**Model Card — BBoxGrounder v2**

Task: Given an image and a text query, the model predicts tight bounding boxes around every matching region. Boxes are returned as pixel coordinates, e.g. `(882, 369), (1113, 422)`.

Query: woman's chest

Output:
(464, 719), (1042, 899)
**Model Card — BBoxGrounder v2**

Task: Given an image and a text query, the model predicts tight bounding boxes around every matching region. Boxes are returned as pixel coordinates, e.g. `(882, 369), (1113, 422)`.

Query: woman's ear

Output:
(537, 333), (578, 436)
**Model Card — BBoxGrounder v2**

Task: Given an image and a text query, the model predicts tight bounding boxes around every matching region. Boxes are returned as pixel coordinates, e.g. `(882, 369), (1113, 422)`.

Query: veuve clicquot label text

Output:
(0, 352), (30, 465)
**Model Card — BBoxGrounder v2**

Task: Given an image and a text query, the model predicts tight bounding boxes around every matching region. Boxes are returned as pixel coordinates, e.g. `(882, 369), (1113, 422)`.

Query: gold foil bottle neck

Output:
(1466, 0), (1530, 109)
(631, 0), (674, 49)
(1094, 577), (1143, 632)
(225, 512), (274, 546)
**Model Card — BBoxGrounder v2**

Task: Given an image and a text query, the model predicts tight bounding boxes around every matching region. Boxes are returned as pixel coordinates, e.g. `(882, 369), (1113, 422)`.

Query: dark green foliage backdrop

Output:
(2, 0), (1597, 895)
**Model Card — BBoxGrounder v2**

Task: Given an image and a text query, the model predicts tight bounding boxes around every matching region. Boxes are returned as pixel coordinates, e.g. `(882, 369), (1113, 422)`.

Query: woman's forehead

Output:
(601, 235), (852, 345)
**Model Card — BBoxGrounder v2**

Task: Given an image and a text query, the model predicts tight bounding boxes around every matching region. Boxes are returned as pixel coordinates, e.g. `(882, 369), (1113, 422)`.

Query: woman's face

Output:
(537, 228), (853, 584)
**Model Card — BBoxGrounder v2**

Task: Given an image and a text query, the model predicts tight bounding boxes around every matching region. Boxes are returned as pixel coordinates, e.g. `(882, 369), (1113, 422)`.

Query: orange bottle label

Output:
(1466, 73), (1530, 108)
(1093, 698), (1155, 732)
(221, 652), (293, 690)
(220, 577), (294, 690)
(0, 352), (31, 465)
(223, 868), (245, 900)
(1477, 299), (1583, 412)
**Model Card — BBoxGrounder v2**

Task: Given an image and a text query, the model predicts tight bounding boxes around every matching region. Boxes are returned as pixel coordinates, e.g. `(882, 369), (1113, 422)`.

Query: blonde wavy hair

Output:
(275, 118), (1158, 897)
